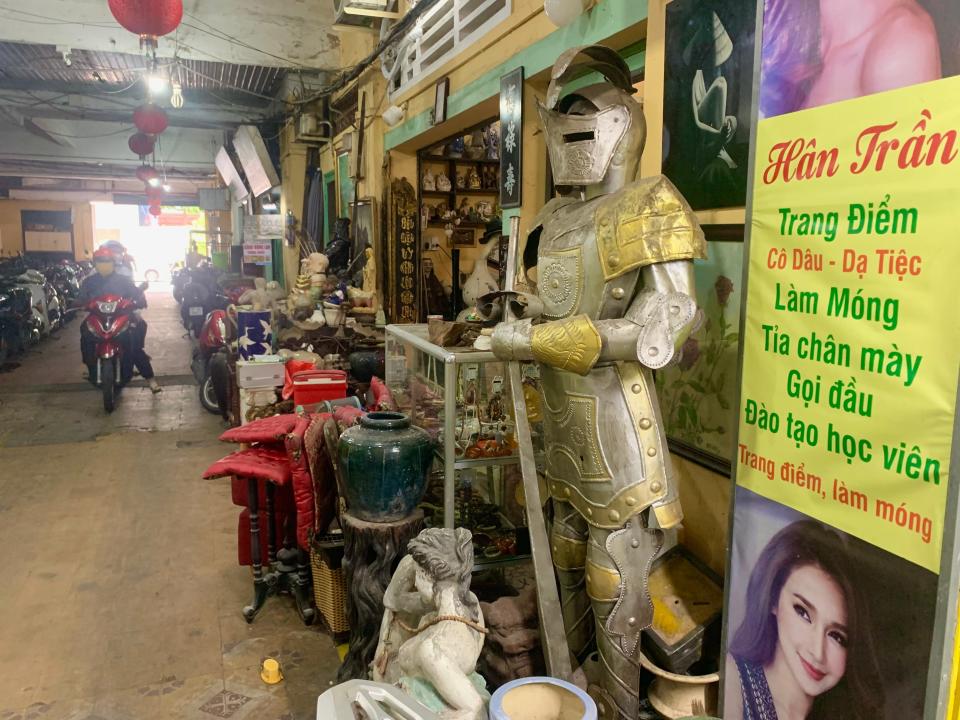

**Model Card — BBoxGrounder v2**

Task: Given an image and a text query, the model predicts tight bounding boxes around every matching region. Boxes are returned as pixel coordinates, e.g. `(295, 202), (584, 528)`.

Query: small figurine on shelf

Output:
(481, 166), (498, 190)
(423, 168), (436, 192)
(465, 129), (487, 160)
(455, 170), (467, 190)
(436, 172), (452, 192)
(448, 136), (465, 158)
(476, 201), (494, 222)
(486, 122), (500, 160)
(468, 168), (481, 190)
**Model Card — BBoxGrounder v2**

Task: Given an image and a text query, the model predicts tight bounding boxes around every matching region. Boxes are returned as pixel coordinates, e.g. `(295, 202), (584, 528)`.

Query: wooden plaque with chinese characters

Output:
(389, 178), (419, 323)
(499, 67), (524, 209)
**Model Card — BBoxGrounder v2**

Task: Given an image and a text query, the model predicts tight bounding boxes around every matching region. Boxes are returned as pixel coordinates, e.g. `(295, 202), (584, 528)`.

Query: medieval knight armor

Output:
(488, 45), (706, 719)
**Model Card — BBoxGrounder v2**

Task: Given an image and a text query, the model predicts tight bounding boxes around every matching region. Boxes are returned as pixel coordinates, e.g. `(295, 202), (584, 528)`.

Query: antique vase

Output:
(348, 349), (385, 383)
(338, 412), (434, 522)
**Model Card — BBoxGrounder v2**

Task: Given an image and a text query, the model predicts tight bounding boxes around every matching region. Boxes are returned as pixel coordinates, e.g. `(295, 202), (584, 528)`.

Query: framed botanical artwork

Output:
(661, 0), (757, 210)
(655, 224), (744, 475)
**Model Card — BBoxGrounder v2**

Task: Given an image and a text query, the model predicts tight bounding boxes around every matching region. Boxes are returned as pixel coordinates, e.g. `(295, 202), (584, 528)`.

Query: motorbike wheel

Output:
(0, 330), (10, 366)
(101, 359), (116, 413)
(209, 351), (230, 418)
(199, 373), (220, 415)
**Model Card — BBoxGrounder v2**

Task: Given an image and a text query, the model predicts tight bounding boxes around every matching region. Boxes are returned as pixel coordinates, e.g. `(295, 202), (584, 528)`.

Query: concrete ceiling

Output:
(0, 0), (345, 202)
(0, 0), (341, 69)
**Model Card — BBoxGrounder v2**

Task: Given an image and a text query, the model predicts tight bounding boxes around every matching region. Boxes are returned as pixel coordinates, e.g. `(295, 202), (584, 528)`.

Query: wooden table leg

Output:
(242, 476), (269, 623)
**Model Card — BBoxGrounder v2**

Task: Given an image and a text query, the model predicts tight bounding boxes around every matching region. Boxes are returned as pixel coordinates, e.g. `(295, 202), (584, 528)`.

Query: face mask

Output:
(95, 262), (114, 277)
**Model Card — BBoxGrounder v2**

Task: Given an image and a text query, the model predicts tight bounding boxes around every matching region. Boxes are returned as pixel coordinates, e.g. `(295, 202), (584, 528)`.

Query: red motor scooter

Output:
(81, 293), (139, 413)
(191, 307), (231, 417)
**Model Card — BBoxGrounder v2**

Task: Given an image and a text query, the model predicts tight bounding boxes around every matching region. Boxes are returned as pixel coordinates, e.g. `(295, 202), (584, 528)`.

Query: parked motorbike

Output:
(180, 270), (229, 338)
(78, 292), (141, 413)
(0, 282), (39, 364)
(191, 308), (231, 416)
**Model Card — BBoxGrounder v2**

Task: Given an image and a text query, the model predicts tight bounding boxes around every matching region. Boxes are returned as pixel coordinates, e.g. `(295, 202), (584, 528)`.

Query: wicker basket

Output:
(310, 548), (350, 634)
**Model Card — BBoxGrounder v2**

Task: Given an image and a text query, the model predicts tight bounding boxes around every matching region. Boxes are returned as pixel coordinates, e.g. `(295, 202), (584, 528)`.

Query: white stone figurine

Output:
(373, 528), (488, 720)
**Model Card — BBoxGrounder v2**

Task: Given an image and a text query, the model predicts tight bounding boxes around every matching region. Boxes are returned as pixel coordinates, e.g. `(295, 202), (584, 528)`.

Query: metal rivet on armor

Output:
(650, 481), (662, 493)
(647, 447), (658, 457)
(628, 617), (637, 626)
(607, 252), (620, 267)
(553, 545), (558, 553)
(601, 218), (610, 227)
(551, 279), (560, 288)
(586, 508), (593, 517)
(670, 305), (680, 315)
(639, 418), (652, 430)
(631, 383), (642, 394)
(563, 487), (571, 498)
(625, 496), (636, 506)
(611, 287), (625, 300)
(609, 510), (620, 522)
(648, 347), (659, 357)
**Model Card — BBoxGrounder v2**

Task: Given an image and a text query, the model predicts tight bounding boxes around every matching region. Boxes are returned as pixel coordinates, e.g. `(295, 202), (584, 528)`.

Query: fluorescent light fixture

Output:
(261, 201), (278, 211)
(147, 177), (162, 188)
(162, 184), (172, 192)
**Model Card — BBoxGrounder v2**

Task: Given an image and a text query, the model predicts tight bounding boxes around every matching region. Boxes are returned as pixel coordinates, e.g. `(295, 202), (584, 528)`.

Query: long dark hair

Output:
(729, 520), (883, 719)
(760, 0), (822, 117)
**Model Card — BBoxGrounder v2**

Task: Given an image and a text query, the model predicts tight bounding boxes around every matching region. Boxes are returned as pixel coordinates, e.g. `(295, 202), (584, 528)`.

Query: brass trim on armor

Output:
(652, 498), (683, 529)
(585, 560), (622, 602)
(531, 315), (602, 376)
(551, 533), (588, 571)
(548, 478), (663, 529)
(595, 176), (706, 281)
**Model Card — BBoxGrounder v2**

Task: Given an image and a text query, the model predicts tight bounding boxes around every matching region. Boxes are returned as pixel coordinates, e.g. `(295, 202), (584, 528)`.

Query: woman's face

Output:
(773, 564), (849, 697)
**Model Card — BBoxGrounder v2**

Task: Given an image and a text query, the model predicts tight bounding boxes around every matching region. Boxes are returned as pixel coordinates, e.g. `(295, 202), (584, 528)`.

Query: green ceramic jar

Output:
(338, 411), (435, 522)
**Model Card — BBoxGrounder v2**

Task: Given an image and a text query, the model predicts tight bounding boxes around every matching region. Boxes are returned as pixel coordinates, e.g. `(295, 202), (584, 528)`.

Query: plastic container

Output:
(292, 369), (347, 407)
(489, 677), (597, 720)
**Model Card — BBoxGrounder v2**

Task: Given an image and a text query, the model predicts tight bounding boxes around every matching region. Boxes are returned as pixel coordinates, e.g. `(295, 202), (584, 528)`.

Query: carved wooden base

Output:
(337, 509), (424, 681)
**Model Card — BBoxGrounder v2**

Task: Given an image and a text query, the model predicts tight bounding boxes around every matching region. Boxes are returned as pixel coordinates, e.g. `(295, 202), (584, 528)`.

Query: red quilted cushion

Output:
(219, 414), (299, 444)
(202, 446), (292, 485)
(369, 376), (397, 411)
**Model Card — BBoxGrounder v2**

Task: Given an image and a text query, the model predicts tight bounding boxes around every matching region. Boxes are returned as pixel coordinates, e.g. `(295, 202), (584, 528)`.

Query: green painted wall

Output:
(385, 1), (649, 151)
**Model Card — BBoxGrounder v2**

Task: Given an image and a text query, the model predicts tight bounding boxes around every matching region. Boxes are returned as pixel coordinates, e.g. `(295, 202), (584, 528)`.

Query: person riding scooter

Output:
(78, 247), (161, 393)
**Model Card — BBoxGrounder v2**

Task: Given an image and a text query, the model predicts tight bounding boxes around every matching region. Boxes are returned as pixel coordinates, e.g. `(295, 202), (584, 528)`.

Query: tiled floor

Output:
(0, 291), (341, 720)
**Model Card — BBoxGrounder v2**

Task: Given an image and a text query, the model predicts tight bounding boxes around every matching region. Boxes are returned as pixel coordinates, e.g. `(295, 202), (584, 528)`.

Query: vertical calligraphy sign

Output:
(390, 178), (418, 323)
(723, 4), (960, 718)
(500, 67), (524, 210)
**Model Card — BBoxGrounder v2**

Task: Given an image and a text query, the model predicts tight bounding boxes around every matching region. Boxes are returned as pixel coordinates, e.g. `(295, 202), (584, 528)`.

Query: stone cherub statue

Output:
(372, 528), (488, 720)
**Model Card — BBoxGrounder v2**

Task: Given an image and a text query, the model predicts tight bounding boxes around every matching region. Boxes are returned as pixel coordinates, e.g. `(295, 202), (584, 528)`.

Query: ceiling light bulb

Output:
(544, 0), (588, 27)
(162, 184), (172, 192)
(148, 177), (162, 188)
(171, 81), (184, 109)
(147, 73), (169, 96)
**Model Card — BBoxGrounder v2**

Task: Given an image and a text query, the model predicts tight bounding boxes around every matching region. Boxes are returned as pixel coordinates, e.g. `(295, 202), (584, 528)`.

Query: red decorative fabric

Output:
(304, 414), (338, 538)
(108, 0), (183, 37)
(369, 376), (397, 411)
(334, 405), (363, 428)
(219, 414), (299, 444)
(286, 415), (316, 549)
(202, 446), (292, 485)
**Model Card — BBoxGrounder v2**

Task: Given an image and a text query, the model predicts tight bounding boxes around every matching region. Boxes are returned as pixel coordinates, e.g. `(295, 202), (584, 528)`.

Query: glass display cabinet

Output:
(385, 323), (543, 567)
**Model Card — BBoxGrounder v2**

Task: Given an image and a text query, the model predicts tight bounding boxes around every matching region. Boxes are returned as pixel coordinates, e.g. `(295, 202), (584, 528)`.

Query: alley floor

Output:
(0, 291), (341, 720)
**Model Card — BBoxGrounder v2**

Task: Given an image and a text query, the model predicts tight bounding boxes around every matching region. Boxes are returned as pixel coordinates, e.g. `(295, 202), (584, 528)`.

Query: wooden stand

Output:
(337, 509), (424, 681)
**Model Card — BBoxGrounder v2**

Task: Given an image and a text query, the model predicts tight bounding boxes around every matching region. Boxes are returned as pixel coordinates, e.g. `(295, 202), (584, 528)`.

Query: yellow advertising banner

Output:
(737, 76), (960, 573)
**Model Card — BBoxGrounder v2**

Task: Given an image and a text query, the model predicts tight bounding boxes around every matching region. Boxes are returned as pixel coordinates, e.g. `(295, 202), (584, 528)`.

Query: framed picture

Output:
(662, 0), (757, 210)
(451, 228), (475, 248)
(434, 77), (449, 125)
(499, 67), (523, 209)
(349, 197), (377, 271)
(655, 224), (744, 475)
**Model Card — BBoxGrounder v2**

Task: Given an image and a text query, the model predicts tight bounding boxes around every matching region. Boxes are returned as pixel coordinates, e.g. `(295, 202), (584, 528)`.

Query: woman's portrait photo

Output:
(724, 488), (938, 719)
(761, 0), (960, 118)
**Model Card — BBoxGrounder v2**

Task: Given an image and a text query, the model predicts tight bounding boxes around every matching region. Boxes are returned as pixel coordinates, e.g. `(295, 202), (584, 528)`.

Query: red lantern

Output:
(108, 0), (183, 45)
(149, 205), (162, 217)
(133, 104), (168, 135)
(128, 132), (155, 159)
(136, 165), (158, 184)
